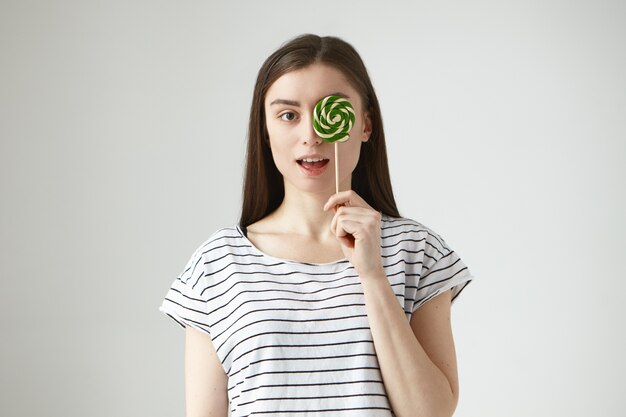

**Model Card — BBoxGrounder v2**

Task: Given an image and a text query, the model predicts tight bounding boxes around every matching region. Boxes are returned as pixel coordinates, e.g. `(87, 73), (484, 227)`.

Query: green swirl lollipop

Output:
(313, 95), (355, 142)
(312, 95), (356, 194)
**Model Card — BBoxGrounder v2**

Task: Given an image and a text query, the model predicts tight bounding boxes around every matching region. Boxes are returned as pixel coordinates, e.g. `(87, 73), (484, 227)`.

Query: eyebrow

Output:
(270, 98), (300, 106)
(269, 92), (349, 106)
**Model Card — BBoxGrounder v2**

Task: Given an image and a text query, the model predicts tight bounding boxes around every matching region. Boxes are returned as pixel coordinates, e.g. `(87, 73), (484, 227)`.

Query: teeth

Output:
(301, 157), (325, 162)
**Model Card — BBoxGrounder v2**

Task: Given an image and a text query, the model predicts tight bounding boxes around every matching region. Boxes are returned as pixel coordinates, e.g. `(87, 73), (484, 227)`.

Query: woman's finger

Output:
(337, 213), (379, 236)
(330, 206), (372, 235)
(337, 221), (355, 248)
(323, 190), (370, 212)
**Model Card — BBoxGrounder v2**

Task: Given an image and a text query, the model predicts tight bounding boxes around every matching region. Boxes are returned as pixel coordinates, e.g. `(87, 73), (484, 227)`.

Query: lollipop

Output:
(313, 95), (355, 142)
(313, 95), (355, 193)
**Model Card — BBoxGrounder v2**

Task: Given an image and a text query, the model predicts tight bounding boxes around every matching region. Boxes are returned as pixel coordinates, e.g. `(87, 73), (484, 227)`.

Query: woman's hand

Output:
(323, 190), (385, 279)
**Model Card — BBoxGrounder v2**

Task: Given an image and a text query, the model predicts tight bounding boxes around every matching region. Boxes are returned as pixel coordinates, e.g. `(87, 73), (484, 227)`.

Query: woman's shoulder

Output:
(380, 214), (449, 249)
(188, 224), (247, 259)
(381, 214), (434, 235)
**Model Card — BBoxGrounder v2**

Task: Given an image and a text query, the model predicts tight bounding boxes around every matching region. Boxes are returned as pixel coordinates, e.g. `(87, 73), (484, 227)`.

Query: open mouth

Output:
(296, 158), (330, 170)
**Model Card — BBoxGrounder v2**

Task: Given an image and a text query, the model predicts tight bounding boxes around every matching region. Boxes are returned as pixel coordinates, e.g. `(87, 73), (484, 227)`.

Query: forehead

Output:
(265, 64), (360, 106)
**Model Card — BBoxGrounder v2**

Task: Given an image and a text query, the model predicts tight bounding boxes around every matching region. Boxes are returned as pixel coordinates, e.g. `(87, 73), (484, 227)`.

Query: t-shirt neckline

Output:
(235, 225), (350, 267)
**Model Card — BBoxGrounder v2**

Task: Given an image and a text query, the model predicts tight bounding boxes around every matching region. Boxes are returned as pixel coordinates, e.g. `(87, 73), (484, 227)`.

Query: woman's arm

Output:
(324, 191), (460, 417)
(184, 326), (229, 417)
(360, 280), (459, 417)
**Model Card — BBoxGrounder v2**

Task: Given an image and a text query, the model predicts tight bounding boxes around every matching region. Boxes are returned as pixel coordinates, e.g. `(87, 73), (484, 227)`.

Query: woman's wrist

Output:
(357, 267), (387, 284)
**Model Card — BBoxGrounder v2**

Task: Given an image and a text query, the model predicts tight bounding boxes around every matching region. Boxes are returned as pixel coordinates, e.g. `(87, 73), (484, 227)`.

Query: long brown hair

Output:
(239, 34), (400, 228)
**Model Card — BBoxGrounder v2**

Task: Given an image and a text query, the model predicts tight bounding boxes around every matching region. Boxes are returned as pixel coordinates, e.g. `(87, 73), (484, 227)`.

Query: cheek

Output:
(267, 139), (290, 174)
(339, 141), (363, 174)
(266, 117), (290, 145)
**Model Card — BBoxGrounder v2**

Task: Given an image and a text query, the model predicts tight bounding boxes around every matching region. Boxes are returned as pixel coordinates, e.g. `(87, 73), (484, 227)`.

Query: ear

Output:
(362, 111), (372, 142)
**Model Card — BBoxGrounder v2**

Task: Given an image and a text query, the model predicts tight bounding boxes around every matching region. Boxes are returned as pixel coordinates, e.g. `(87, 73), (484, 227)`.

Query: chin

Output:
(285, 179), (335, 195)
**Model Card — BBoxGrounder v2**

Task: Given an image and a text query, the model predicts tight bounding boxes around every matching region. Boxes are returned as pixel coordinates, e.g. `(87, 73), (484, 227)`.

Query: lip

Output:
(296, 154), (330, 177)
(296, 153), (329, 161)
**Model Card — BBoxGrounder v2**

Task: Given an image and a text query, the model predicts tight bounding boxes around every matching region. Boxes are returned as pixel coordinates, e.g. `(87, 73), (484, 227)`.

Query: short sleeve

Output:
(412, 229), (475, 313)
(158, 246), (212, 337)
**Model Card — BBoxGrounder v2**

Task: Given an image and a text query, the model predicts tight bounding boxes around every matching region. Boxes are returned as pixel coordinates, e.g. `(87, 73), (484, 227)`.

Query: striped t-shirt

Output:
(159, 215), (474, 417)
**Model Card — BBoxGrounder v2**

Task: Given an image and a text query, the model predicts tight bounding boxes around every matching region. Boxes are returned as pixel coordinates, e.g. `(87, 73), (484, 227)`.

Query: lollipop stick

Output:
(334, 142), (339, 194)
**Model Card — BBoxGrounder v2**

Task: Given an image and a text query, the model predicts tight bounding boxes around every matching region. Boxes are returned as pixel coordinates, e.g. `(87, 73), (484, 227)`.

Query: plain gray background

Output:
(1, 1), (624, 416)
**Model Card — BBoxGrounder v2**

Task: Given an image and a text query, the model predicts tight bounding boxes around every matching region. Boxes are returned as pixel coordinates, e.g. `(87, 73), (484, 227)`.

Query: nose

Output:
(302, 113), (322, 145)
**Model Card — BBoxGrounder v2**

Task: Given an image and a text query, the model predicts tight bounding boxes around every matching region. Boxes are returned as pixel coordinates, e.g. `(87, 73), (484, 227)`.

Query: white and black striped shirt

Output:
(159, 215), (474, 416)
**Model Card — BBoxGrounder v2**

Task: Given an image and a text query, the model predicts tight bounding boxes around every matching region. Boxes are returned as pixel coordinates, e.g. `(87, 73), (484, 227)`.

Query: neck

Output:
(271, 178), (351, 239)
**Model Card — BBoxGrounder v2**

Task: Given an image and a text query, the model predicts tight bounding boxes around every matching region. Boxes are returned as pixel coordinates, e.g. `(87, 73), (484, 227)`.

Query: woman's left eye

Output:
(280, 112), (297, 122)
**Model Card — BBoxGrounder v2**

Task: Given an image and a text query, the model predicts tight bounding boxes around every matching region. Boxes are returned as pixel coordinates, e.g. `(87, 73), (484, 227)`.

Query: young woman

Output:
(160, 34), (474, 417)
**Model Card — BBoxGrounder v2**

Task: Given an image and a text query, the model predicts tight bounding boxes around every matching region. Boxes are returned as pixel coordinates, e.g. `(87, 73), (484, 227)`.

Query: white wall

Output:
(1, 1), (624, 416)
